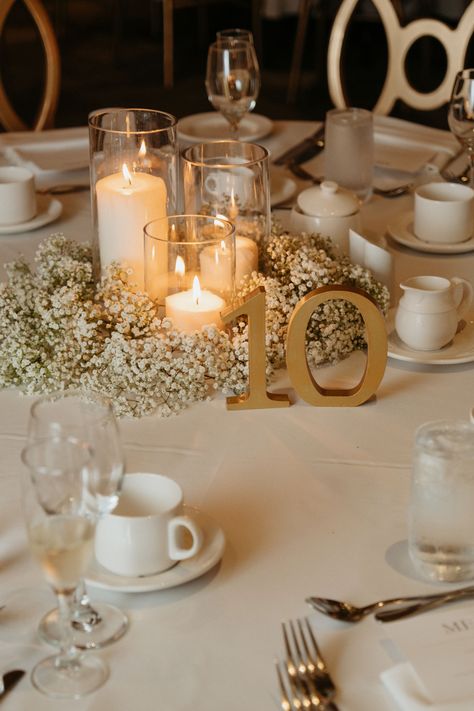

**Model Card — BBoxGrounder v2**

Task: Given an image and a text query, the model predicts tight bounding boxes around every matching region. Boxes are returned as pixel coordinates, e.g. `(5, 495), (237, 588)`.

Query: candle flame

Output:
(175, 255), (185, 277)
(122, 163), (132, 186)
(192, 275), (201, 306)
(138, 140), (147, 157)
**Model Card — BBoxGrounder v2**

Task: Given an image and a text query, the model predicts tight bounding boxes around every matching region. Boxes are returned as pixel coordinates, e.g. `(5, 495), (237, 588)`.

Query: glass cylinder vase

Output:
(182, 140), (269, 289)
(88, 108), (178, 290)
(144, 214), (235, 333)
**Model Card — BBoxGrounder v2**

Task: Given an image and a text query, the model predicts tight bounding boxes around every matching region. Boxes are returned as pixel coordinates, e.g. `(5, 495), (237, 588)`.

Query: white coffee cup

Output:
(204, 164), (254, 204)
(414, 182), (474, 244)
(95, 472), (203, 577)
(0, 166), (36, 225)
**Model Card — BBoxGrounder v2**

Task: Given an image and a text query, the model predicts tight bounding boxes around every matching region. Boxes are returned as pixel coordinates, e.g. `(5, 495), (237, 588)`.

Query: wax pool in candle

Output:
(199, 236), (258, 292)
(96, 167), (167, 289)
(165, 277), (225, 333)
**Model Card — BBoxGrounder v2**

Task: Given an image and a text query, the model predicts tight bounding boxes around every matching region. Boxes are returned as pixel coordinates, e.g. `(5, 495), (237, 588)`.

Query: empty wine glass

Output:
(205, 38), (260, 138)
(448, 68), (474, 188)
(27, 390), (128, 650)
(21, 436), (108, 698)
(216, 28), (254, 45)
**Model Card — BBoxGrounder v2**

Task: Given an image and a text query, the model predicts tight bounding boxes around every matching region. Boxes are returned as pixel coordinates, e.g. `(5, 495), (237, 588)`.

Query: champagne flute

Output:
(448, 68), (474, 188)
(27, 390), (128, 650)
(21, 436), (108, 698)
(205, 39), (260, 138)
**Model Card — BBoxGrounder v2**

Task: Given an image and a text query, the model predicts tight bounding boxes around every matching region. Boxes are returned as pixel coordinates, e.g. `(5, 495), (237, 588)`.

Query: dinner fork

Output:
(282, 618), (340, 710)
(288, 162), (412, 198)
(276, 659), (325, 710)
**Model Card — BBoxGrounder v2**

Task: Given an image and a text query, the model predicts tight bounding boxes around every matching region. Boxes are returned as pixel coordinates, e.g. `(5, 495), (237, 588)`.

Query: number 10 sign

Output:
(222, 285), (388, 410)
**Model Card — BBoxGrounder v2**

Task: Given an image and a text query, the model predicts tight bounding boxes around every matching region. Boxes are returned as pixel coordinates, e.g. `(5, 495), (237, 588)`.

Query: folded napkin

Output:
(381, 662), (474, 710)
(0, 126), (89, 174)
(349, 228), (393, 295)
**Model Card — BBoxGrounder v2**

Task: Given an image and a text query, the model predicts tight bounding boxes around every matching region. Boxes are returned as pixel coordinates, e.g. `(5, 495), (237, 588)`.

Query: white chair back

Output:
(328, 0), (474, 114)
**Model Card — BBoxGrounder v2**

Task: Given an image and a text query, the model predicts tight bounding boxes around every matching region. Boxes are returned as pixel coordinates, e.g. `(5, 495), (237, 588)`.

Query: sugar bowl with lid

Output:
(289, 180), (361, 253)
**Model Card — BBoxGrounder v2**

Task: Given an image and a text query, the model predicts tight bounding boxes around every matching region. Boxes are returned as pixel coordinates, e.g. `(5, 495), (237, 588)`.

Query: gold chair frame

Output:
(0, 0), (60, 130)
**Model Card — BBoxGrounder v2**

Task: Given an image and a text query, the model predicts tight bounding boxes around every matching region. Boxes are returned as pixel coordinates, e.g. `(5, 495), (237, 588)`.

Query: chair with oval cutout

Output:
(327, 0), (474, 115)
(0, 0), (60, 131)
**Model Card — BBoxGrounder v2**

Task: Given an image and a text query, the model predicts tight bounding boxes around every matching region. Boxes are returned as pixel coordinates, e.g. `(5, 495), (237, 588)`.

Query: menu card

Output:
(386, 603), (474, 704)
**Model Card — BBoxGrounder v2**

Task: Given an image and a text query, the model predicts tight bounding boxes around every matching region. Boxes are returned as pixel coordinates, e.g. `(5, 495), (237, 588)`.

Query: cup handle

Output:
(168, 515), (203, 561)
(451, 277), (474, 320)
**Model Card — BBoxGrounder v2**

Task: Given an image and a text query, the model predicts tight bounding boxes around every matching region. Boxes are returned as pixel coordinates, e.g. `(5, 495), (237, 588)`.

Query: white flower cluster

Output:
(0, 227), (389, 417)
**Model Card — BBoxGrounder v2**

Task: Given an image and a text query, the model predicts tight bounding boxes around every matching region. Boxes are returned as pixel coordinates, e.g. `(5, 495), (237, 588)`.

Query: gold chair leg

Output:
(287, 0), (312, 103)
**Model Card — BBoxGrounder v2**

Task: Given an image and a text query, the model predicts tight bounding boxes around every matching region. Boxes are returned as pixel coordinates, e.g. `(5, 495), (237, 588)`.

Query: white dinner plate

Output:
(0, 196), (62, 235)
(387, 211), (474, 254)
(178, 112), (273, 143)
(270, 168), (297, 206)
(85, 508), (225, 593)
(387, 309), (474, 365)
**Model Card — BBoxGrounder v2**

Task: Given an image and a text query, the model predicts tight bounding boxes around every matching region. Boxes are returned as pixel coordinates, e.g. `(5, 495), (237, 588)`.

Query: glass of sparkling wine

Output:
(409, 420), (474, 582)
(21, 436), (108, 698)
(27, 391), (127, 650)
(205, 38), (260, 138)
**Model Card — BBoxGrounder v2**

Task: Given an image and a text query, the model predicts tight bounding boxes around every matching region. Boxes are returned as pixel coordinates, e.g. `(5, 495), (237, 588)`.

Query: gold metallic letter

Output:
(222, 286), (290, 410)
(286, 285), (387, 406)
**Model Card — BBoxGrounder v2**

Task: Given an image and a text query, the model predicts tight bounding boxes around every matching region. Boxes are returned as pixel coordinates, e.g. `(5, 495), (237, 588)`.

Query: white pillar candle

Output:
(199, 236), (258, 292)
(96, 165), (167, 289)
(165, 276), (225, 333)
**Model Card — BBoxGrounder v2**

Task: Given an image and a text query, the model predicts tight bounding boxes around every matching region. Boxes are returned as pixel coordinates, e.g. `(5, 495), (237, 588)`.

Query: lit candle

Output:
(96, 163), (167, 289)
(165, 275), (225, 333)
(199, 235), (258, 291)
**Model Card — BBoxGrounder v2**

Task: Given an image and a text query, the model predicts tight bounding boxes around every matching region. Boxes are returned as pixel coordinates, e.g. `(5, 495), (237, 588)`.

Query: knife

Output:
(273, 125), (325, 166)
(0, 669), (25, 699)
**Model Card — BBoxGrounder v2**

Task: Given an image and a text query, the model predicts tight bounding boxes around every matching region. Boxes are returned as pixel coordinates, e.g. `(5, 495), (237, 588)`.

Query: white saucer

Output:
(0, 195), (62, 235)
(387, 211), (474, 254)
(85, 508), (225, 593)
(387, 309), (474, 365)
(178, 112), (273, 143)
(270, 168), (297, 206)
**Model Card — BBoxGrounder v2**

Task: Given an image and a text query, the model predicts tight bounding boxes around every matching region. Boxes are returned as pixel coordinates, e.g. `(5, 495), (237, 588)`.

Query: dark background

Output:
(2, 0), (473, 130)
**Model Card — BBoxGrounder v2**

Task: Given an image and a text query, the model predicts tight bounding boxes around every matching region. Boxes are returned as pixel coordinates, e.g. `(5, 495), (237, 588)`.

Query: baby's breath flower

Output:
(0, 226), (389, 417)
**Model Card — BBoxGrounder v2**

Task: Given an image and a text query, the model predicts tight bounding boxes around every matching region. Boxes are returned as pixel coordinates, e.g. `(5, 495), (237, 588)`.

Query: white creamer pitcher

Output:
(395, 275), (473, 351)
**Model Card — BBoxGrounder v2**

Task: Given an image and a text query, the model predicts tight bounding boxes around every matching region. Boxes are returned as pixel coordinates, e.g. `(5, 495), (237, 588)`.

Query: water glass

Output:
(409, 419), (474, 582)
(324, 107), (374, 201)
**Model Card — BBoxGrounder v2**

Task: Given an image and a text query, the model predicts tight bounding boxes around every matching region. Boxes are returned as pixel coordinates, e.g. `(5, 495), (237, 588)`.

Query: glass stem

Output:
(72, 578), (102, 630)
(55, 590), (81, 669)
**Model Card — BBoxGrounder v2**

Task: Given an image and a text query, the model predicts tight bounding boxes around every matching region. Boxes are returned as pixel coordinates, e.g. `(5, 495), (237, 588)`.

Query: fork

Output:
(275, 659), (324, 710)
(282, 618), (340, 710)
(288, 162), (412, 198)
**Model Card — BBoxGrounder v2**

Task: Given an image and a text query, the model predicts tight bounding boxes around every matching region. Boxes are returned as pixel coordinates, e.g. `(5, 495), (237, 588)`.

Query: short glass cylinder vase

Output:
(88, 108), (178, 290)
(181, 141), (270, 288)
(144, 214), (235, 333)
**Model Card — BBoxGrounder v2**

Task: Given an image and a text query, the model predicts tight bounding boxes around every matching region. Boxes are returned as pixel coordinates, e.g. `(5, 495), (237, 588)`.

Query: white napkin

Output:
(381, 662), (474, 710)
(0, 127), (89, 174)
(349, 228), (393, 295)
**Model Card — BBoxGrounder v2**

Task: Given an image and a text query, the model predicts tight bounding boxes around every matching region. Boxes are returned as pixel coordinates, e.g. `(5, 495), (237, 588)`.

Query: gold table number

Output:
(222, 285), (388, 410)
(286, 285), (387, 407)
(222, 287), (291, 410)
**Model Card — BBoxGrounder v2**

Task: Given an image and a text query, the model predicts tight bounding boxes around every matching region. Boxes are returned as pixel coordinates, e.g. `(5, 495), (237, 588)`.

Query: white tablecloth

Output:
(0, 120), (473, 710)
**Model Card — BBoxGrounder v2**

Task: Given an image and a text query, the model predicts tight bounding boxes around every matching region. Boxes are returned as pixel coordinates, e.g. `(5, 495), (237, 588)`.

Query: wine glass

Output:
(205, 38), (260, 138)
(216, 28), (254, 45)
(21, 436), (108, 698)
(27, 390), (128, 650)
(448, 68), (474, 188)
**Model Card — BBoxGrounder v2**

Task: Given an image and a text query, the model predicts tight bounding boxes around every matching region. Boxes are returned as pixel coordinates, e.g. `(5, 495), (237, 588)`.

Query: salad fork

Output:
(282, 618), (339, 710)
(275, 659), (324, 710)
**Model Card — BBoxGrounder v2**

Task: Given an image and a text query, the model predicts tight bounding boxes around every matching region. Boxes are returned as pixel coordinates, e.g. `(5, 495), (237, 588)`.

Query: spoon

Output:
(376, 585), (474, 622)
(306, 585), (474, 622)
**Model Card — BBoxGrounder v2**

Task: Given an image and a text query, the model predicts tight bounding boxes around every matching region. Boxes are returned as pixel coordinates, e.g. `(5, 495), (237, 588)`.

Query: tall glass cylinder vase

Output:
(88, 108), (178, 290)
(144, 214), (235, 333)
(182, 141), (269, 289)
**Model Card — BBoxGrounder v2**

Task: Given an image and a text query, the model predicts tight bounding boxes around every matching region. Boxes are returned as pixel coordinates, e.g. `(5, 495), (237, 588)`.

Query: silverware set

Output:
(276, 617), (339, 710)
